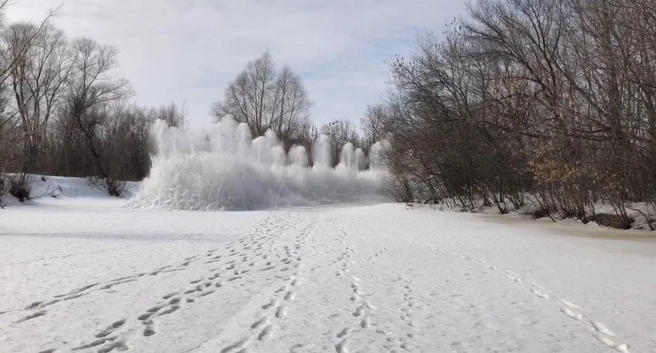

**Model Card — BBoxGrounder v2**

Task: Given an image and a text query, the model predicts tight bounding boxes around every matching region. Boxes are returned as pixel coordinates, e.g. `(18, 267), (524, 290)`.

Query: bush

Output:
(88, 176), (126, 197)
(106, 177), (126, 197)
(8, 173), (31, 202)
(590, 213), (634, 230)
(387, 177), (415, 203)
(530, 207), (551, 219)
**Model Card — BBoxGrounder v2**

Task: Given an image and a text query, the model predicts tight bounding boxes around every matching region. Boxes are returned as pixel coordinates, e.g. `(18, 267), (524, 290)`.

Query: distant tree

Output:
(4, 23), (72, 173)
(64, 38), (132, 190)
(361, 103), (390, 149)
(0, 4), (195, 200)
(211, 52), (312, 146)
(0, 81), (19, 172)
(0, 2), (59, 86)
(270, 65), (312, 143)
(320, 119), (360, 166)
(148, 102), (188, 129)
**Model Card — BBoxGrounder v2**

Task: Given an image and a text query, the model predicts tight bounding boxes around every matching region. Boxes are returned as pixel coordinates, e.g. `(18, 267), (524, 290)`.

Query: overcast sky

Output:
(5, 0), (468, 127)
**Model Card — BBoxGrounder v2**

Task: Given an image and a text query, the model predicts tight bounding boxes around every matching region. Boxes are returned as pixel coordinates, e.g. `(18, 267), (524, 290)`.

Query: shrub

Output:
(387, 177), (415, 203)
(8, 173), (31, 202)
(88, 176), (126, 197)
(530, 207), (552, 220)
(106, 177), (126, 197)
(590, 213), (634, 230)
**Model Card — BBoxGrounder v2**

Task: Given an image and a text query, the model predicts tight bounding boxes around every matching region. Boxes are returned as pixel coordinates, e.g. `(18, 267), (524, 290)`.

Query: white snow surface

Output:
(2, 186), (656, 353)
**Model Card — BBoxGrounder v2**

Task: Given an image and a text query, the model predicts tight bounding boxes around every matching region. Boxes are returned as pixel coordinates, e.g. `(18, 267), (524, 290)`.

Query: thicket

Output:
(367, 0), (656, 228)
(0, 4), (187, 201)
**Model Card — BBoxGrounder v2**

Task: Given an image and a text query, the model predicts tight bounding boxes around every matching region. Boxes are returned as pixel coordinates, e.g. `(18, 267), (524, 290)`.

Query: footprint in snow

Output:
(353, 305), (365, 317)
(560, 299), (582, 309)
(143, 325), (156, 337)
(594, 334), (630, 353)
(530, 288), (550, 299)
(162, 292), (177, 300)
(502, 272), (522, 282)
(251, 316), (270, 329)
(335, 338), (349, 353)
(95, 319), (126, 338)
(590, 321), (616, 336)
(275, 306), (287, 318)
(257, 324), (276, 341)
(284, 291), (295, 301)
(561, 308), (583, 321)
(336, 327), (351, 338)
(16, 310), (47, 323)
(158, 305), (181, 316)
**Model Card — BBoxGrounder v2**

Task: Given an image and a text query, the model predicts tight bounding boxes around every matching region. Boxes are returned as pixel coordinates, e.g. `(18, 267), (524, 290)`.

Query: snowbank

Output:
(132, 117), (387, 211)
(1, 175), (140, 208)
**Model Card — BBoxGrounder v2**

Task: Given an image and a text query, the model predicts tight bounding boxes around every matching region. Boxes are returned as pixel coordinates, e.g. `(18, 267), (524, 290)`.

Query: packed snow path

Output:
(1, 204), (655, 352)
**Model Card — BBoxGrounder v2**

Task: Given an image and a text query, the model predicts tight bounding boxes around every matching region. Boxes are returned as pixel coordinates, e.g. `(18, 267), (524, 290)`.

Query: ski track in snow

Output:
(1, 204), (654, 352)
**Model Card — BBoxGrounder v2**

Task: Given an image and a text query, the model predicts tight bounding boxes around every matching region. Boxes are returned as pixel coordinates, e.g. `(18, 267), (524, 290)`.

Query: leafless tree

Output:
(211, 52), (312, 146)
(0, 6), (191, 200)
(149, 102), (188, 129)
(4, 23), (72, 172)
(0, 2), (61, 175)
(64, 38), (132, 187)
(269, 65), (311, 143)
(320, 119), (360, 166)
(361, 103), (390, 149)
(372, 0), (656, 227)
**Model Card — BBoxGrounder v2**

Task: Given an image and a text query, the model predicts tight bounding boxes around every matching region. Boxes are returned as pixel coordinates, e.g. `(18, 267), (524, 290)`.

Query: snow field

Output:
(1, 200), (655, 352)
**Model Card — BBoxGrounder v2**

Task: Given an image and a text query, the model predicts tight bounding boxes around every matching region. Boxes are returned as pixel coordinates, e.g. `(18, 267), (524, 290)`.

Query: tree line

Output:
(0, 3), (369, 204)
(0, 4), (187, 201)
(10, 0), (646, 230)
(365, 0), (656, 228)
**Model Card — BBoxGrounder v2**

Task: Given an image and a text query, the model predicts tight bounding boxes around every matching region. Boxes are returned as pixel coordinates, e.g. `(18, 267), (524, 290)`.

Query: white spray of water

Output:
(132, 116), (387, 210)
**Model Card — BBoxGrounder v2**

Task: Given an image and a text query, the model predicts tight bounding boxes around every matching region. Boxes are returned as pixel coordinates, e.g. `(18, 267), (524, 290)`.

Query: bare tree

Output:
(4, 23), (72, 172)
(269, 65), (311, 142)
(0, 3), (61, 86)
(370, 0), (656, 227)
(320, 119), (360, 166)
(0, 6), (194, 201)
(65, 38), (132, 188)
(361, 103), (389, 149)
(212, 52), (276, 135)
(0, 3), (61, 175)
(148, 102), (188, 129)
(211, 52), (312, 146)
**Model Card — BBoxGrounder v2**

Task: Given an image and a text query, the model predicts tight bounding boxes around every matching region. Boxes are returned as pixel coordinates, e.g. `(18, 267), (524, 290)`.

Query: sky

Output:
(5, 0), (468, 128)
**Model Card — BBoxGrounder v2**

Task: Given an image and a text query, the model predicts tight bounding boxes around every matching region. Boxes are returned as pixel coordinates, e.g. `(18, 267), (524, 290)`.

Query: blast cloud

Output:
(132, 116), (387, 210)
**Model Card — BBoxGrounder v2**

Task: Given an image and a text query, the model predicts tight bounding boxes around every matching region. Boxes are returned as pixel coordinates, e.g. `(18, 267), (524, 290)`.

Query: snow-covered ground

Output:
(1, 187), (655, 353)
